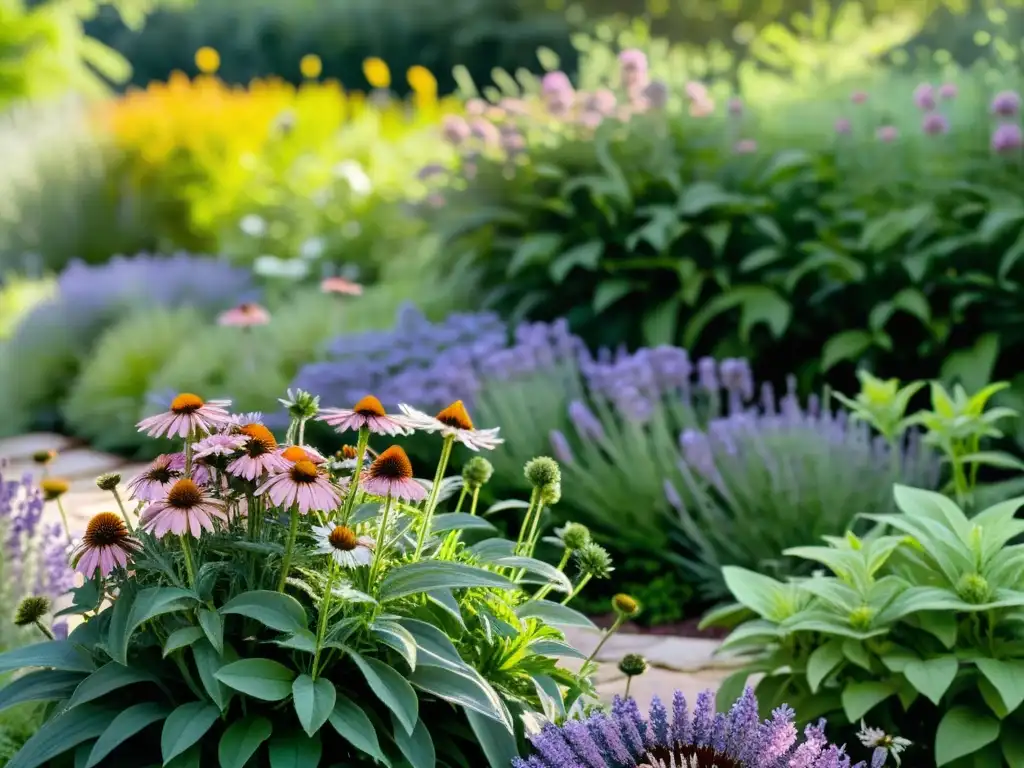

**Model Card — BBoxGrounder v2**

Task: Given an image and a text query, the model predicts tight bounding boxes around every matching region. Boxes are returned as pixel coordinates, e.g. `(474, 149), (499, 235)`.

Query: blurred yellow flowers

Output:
(194, 46), (220, 74)
(363, 57), (390, 89)
(406, 65), (436, 94)
(300, 54), (322, 79)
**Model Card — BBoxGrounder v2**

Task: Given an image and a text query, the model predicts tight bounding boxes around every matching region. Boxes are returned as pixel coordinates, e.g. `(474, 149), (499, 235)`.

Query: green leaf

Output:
(0, 670), (84, 714)
(904, 656), (958, 705)
(396, 618), (468, 673)
(379, 562), (515, 602)
(268, 732), (322, 768)
(0, 641), (95, 675)
(350, 651), (418, 735)
(292, 675), (336, 737)
(67, 661), (157, 709)
(891, 287), (931, 325)
(642, 296), (681, 347)
(328, 693), (391, 766)
(481, 555), (571, 594)
(721, 567), (787, 621)
(738, 245), (784, 273)
(957, 451), (1024, 472)
(593, 280), (635, 312)
(430, 513), (497, 535)
(841, 681), (892, 721)
(941, 333), (1000, 394)
(679, 181), (739, 215)
(409, 665), (512, 730)
(193, 640), (233, 711)
(1001, 726), (1024, 766)
(935, 707), (1000, 766)
(109, 587), (197, 665)
(6, 703), (111, 768)
(218, 715), (273, 768)
(199, 609), (224, 655)
(757, 149), (811, 185)
(916, 611), (958, 649)
(506, 233), (562, 277)
(702, 221), (731, 256)
(215, 658), (296, 701)
(806, 640), (844, 693)
(514, 600), (597, 629)
(683, 286), (789, 348)
(275, 629), (318, 655)
(163, 627), (204, 657)
(978, 204), (1024, 243)
(391, 714), (434, 768)
(549, 240), (604, 283)
(821, 330), (873, 372)
(976, 659), (1024, 714)
(85, 702), (170, 768)
(371, 621), (418, 671)
(162, 702), (220, 764)
(842, 639), (873, 672)
(219, 590), (308, 634)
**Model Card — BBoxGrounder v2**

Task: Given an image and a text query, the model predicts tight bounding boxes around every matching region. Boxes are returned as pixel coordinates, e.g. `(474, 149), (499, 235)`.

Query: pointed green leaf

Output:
(935, 707), (999, 766)
(67, 662), (157, 709)
(806, 640), (844, 693)
(0, 670), (84, 714)
(192, 640), (233, 711)
(1001, 725), (1024, 766)
(721, 567), (788, 621)
(219, 590), (308, 634)
(163, 627), (204, 657)
(218, 715), (273, 768)
(109, 587), (197, 665)
(292, 675), (336, 737)
(199, 609), (224, 655)
(350, 651), (418, 734)
(0, 641), (94, 675)
(976, 659), (1024, 714)
(6, 703), (111, 768)
(903, 657), (958, 705)
(215, 658), (295, 701)
(841, 681), (892, 721)
(85, 702), (170, 768)
(370, 620), (417, 671)
(379, 562), (514, 602)
(328, 693), (391, 766)
(268, 731), (322, 767)
(391, 714), (434, 768)
(514, 600), (596, 629)
(549, 240), (604, 283)
(162, 702), (219, 763)
(409, 665), (512, 731)
(397, 618), (468, 673)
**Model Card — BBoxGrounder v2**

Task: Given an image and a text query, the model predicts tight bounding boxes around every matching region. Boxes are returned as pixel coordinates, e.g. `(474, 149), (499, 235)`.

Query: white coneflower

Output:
(312, 524), (375, 569)
(397, 400), (503, 451)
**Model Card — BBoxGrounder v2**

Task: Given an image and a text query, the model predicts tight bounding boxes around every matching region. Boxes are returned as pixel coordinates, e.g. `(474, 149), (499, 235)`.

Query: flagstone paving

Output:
(0, 432), (739, 701)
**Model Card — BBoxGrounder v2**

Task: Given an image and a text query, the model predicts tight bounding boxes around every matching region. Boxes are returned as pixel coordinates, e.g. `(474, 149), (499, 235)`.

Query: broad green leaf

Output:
(593, 280), (635, 312)
(162, 702), (220, 763)
(806, 640), (844, 693)
(292, 675), (336, 737)
(6, 704), (111, 768)
(506, 233), (561, 277)
(978, 204), (1024, 243)
(0, 670), (84, 714)
(166, 745), (201, 768)
(218, 715), (273, 768)
(193, 640), (233, 711)
(215, 658), (296, 701)
(642, 296), (681, 347)
(163, 627), (204, 657)
(976, 659), (1024, 714)
(0, 641), (94, 675)
(397, 618), (468, 673)
(268, 732), (322, 768)
(109, 587), (197, 665)
(679, 181), (739, 215)
(904, 657), (958, 705)
(370, 621), (418, 671)
(274, 629), (318, 655)
(430, 513), (497, 535)
(199, 609), (224, 655)
(391, 714), (434, 768)
(379, 561), (514, 602)
(981, 677), (1010, 719)
(549, 241), (604, 283)
(529, 639), (586, 659)
(85, 702), (170, 768)
(1001, 726), (1024, 766)
(514, 600), (597, 629)
(480, 555), (571, 594)
(738, 245), (784, 273)
(67, 661), (157, 709)
(957, 451), (1024, 472)
(721, 567), (788, 621)
(350, 651), (418, 735)
(821, 330), (873, 372)
(328, 693), (391, 766)
(219, 591), (308, 634)
(409, 665), (512, 731)
(935, 707), (1000, 766)
(841, 681), (892, 721)
(940, 333), (1000, 395)
(841, 639), (872, 671)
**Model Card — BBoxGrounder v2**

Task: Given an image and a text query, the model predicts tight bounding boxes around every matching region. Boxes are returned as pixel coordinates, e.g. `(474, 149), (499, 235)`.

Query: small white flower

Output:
(857, 720), (911, 767)
(334, 160), (372, 196)
(239, 214), (267, 237)
(313, 523), (375, 569)
(253, 255), (310, 280)
(300, 237), (325, 260)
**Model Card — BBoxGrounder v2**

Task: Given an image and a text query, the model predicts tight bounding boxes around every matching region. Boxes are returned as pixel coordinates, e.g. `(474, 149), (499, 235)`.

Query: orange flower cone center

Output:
(436, 400), (474, 430)
(167, 479), (203, 508)
(369, 445), (414, 480)
(281, 446), (310, 463)
(170, 393), (205, 414)
(85, 512), (129, 547)
(241, 423), (277, 455)
(291, 460), (319, 483)
(328, 525), (358, 551)
(353, 395), (386, 417)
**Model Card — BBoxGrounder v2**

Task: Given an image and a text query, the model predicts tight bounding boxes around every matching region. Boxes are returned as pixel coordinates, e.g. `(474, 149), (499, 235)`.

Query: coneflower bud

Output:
(618, 653), (647, 678)
(957, 572), (991, 604)
(95, 473), (121, 491)
(462, 456), (493, 490)
(524, 456), (560, 489)
(576, 542), (613, 580)
(560, 522), (590, 550)
(612, 593), (640, 618)
(14, 596), (51, 627)
(539, 481), (561, 505)
(341, 445), (358, 460)
(40, 478), (69, 501)
(278, 388), (320, 420)
(32, 449), (57, 465)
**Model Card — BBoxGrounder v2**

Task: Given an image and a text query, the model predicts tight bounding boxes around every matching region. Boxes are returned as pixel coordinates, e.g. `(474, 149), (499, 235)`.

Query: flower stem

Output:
(184, 437), (194, 479)
(531, 548), (571, 603)
(277, 505), (300, 593)
(312, 562), (338, 680)
(453, 486), (468, 514)
(561, 573), (592, 605)
(33, 621), (54, 641)
(341, 428), (370, 525)
(55, 498), (73, 546)
(369, 494), (393, 585)
(584, 614), (624, 666)
(515, 488), (540, 555)
(523, 501), (547, 559)
(624, 676), (632, 699)
(180, 535), (197, 589)
(297, 418), (307, 448)
(414, 435), (454, 559)
(111, 487), (134, 534)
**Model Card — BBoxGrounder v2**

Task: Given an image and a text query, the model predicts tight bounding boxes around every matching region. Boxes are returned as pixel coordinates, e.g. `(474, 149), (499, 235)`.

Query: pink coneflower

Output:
(992, 123), (1023, 153)
(71, 512), (141, 578)
(834, 117), (852, 135)
(441, 114), (471, 145)
(218, 302), (270, 328)
(320, 277), (363, 296)
(913, 82), (936, 111)
(734, 139), (758, 154)
(167, 452), (211, 486)
(643, 81), (668, 110)
(851, 90), (868, 104)
(137, 393), (231, 439)
(469, 118), (500, 145)
(618, 49), (649, 91)
(584, 89), (617, 116)
(876, 125), (899, 142)
(922, 112), (949, 135)
(255, 460), (341, 514)
(141, 479), (228, 538)
(226, 423), (289, 481)
(318, 395), (412, 436)
(689, 97), (715, 117)
(939, 82), (958, 100)
(361, 446), (427, 502)
(991, 90), (1021, 118)
(727, 97), (744, 116)
(541, 71), (574, 115)
(279, 445), (327, 465)
(466, 99), (488, 116)
(193, 432), (247, 458)
(398, 400), (504, 451)
(126, 455), (179, 501)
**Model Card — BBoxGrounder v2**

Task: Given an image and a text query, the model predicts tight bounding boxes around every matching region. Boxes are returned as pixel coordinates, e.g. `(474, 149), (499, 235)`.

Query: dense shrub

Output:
(0, 253), (254, 437)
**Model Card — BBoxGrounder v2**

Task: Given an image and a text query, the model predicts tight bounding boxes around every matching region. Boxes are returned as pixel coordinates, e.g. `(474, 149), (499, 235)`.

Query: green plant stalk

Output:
(341, 427), (370, 524)
(180, 535), (196, 589)
(454, 485), (468, 513)
(414, 434), (455, 559)
(184, 435), (194, 478)
(312, 562), (338, 680)
(297, 417), (307, 447)
(277, 505), (300, 593)
(523, 500), (547, 559)
(531, 548), (572, 603)
(369, 494), (393, 584)
(515, 487), (541, 555)
(438, 487), (482, 559)
(468, 487), (480, 516)
(110, 486), (134, 534)
(55, 498), (73, 546)
(33, 621), (54, 641)
(562, 573), (592, 605)
(583, 614), (624, 666)
(624, 676), (633, 699)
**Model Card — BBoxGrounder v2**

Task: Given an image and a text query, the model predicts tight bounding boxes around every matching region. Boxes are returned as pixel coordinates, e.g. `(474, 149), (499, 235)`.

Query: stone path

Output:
(0, 432), (742, 703)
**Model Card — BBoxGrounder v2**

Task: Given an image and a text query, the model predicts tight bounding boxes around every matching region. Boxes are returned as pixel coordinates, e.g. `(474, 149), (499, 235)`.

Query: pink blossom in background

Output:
(851, 90), (868, 104)
(218, 302), (270, 328)
(913, 83), (936, 111)
(922, 113), (949, 135)
(991, 90), (1022, 118)
(466, 99), (487, 116)
(876, 125), (899, 142)
(992, 122), (1024, 153)
(617, 49), (649, 91)
(728, 97), (744, 116)
(939, 82), (958, 100)
(834, 117), (852, 135)
(441, 115), (470, 145)
(734, 139), (758, 154)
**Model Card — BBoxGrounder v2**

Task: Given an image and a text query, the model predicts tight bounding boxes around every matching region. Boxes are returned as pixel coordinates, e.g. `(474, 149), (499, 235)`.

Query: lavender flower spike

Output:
(523, 687), (866, 768)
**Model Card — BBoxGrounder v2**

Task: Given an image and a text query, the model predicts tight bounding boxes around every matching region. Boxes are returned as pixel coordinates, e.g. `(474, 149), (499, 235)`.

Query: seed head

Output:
(618, 653), (647, 677)
(14, 596), (51, 627)
(575, 542), (613, 580)
(40, 478), (69, 501)
(540, 481), (561, 505)
(95, 472), (122, 491)
(612, 593), (640, 617)
(462, 456), (493, 489)
(524, 457), (560, 489)
(32, 449), (57, 465)
(559, 522), (590, 551)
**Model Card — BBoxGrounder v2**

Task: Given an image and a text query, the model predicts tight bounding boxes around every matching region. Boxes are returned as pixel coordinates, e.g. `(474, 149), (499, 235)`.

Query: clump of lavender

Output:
(516, 687), (885, 768)
(0, 460), (72, 645)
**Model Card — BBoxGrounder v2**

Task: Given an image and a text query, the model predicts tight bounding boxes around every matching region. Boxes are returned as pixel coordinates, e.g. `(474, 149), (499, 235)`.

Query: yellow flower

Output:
(195, 46), (221, 74)
(363, 57), (391, 89)
(300, 54), (322, 79)
(406, 65), (436, 94)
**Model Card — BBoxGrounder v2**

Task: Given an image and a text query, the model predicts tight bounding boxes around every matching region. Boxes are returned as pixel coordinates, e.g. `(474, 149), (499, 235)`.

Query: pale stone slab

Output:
(0, 433), (76, 461)
(561, 627), (742, 672)
(597, 667), (741, 705)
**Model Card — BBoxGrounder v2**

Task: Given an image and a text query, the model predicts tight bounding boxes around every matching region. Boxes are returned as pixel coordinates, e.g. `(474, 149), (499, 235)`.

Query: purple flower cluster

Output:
(0, 460), (72, 628)
(516, 688), (872, 768)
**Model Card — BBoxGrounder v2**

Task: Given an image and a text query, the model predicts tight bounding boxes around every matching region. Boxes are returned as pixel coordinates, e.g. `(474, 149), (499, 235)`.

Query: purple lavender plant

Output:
(516, 688), (877, 768)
